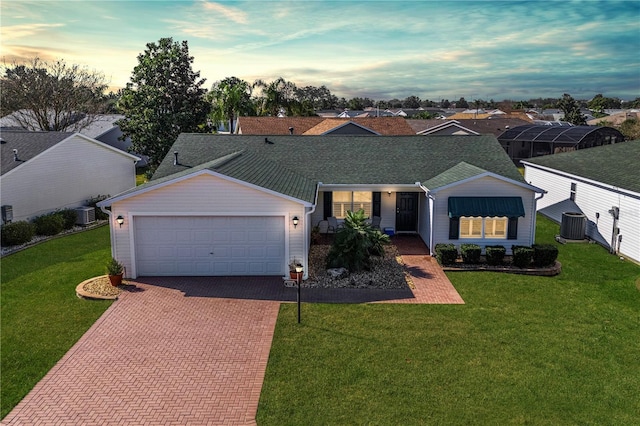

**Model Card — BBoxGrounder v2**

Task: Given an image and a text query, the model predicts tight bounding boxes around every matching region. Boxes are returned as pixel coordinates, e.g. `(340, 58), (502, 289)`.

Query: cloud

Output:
(0, 23), (64, 43)
(200, 1), (248, 24)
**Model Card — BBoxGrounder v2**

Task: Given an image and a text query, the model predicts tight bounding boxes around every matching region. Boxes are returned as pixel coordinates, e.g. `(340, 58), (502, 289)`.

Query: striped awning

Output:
(448, 197), (525, 218)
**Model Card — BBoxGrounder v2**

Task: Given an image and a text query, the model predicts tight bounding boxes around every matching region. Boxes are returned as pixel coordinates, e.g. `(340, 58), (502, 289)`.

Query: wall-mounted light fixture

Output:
(116, 215), (124, 228)
(292, 216), (299, 228)
(387, 191), (392, 197)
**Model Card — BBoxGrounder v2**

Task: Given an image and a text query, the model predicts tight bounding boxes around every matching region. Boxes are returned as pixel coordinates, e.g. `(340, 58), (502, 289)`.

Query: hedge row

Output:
(433, 243), (558, 268)
(1, 207), (98, 247)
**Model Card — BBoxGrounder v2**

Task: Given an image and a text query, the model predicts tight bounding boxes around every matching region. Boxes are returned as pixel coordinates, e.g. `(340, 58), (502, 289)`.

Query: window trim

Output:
(331, 191), (373, 219)
(459, 216), (508, 240)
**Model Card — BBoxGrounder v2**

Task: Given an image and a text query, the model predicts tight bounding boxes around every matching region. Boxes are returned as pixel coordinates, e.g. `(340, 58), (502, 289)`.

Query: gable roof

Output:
(1, 130), (75, 175)
(522, 140), (640, 193)
(1, 130), (140, 176)
(302, 120), (380, 135)
(236, 116), (415, 135)
(414, 120), (478, 135)
(156, 134), (526, 186)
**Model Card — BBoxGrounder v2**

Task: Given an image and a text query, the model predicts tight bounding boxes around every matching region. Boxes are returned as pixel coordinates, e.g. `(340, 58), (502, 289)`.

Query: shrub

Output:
(460, 243), (481, 264)
(512, 245), (534, 268)
(58, 209), (78, 230)
(1, 221), (36, 247)
(435, 243), (458, 265)
(86, 195), (109, 220)
(33, 212), (64, 236)
(532, 244), (559, 267)
(485, 245), (506, 266)
(326, 209), (390, 272)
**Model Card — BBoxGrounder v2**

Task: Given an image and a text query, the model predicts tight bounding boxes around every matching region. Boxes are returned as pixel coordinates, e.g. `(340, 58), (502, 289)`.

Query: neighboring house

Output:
(498, 124), (625, 164)
(0, 130), (139, 223)
(1, 112), (148, 167)
(235, 117), (416, 135)
(98, 134), (543, 279)
(408, 118), (531, 137)
(74, 114), (149, 167)
(522, 141), (640, 263)
(587, 111), (640, 126)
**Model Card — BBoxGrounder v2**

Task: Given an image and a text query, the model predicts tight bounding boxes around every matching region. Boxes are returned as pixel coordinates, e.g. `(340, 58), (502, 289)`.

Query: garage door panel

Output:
(135, 216), (285, 276)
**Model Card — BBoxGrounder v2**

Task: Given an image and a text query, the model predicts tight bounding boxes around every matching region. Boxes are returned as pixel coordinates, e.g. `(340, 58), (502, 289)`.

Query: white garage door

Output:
(134, 216), (285, 276)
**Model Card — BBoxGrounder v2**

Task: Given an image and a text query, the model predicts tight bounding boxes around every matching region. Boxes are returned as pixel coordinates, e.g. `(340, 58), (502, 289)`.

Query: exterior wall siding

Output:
(1, 135), (137, 222)
(110, 173), (306, 278)
(430, 176), (538, 253)
(311, 190), (398, 231)
(525, 165), (640, 263)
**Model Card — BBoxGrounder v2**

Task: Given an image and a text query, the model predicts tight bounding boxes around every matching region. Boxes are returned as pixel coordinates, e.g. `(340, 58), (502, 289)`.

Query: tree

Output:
(402, 96), (421, 109)
(557, 93), (586, 125)
(618, 118), (640, 140)
(253, 77), (302, 116)
(208, 77), (254, 133)
(117, 38), (210, 166)
(294, 85), (337, 110)
(0, 57), (109, 131)
(456, 97), (469, 109)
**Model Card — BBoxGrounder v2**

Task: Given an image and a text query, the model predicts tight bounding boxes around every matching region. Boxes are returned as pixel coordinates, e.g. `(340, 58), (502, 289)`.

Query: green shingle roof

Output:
(152, 135), (525, 200)
(524, 140), (640, 193)
(423, 161), (488, 190)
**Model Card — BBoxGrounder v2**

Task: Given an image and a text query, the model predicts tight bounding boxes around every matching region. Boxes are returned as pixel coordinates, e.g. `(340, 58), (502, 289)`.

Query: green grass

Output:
(1, 226), (113, 419)
(136, 167), (148, 185)
(257, 216), (640, 425)
(2, 218), (639, 424)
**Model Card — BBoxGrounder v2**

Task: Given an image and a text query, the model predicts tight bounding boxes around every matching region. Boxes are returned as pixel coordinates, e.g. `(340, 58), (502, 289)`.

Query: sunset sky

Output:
(2, 0), (639, 101)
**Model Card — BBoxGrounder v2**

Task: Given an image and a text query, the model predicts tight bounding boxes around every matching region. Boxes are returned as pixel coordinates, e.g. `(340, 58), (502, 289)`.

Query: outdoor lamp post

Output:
(295, 265), (303, 323)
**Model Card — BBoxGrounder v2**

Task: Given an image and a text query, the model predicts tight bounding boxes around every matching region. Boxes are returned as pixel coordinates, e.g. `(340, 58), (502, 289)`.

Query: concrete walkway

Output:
(2, 235), (462, 425)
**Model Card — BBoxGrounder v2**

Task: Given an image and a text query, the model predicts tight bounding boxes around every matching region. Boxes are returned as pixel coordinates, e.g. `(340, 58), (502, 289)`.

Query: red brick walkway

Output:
(2, 236), (462, 425)
(388, 235), (465, 304)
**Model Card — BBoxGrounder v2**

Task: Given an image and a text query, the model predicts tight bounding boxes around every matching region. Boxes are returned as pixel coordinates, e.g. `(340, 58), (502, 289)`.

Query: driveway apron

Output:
(2, 278), (281, 426)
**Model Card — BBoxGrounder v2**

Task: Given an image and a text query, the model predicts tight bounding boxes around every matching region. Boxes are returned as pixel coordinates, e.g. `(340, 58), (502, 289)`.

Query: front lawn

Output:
(257, 216), (640, 424)
(0, 226), (113, 419)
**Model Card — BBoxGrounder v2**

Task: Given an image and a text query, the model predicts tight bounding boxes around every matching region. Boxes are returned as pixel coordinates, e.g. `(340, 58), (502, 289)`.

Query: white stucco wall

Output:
(0, 134), (137, 222)
(108, 172), (307, 278)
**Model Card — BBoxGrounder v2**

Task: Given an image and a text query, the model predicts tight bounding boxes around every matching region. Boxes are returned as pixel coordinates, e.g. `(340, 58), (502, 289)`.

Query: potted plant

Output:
(106, 257), (124, 286)
(289, 258), (303, 280)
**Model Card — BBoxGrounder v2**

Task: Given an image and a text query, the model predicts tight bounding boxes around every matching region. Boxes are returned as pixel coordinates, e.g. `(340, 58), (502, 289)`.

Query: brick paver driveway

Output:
(2, 278), (281, 426)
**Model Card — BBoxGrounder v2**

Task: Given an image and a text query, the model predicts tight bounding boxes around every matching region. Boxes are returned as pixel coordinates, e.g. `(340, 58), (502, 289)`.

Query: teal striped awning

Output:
(448, 197), (525, 218)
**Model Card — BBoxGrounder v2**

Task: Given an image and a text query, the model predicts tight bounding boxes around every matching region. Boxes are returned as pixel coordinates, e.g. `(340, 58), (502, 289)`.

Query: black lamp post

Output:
(295, 265), (303, 323)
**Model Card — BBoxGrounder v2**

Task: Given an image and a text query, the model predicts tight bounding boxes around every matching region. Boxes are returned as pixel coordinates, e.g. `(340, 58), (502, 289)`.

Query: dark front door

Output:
(396, 192), (418, 232)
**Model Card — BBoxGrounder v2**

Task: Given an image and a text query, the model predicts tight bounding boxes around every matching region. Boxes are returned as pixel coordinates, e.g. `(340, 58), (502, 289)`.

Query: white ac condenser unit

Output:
(75, 207), (96, 225)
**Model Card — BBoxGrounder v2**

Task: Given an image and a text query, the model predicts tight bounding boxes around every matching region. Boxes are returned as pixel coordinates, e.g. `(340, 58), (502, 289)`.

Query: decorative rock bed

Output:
(304, 244), (414, 289)
(76, 275), (122, 300)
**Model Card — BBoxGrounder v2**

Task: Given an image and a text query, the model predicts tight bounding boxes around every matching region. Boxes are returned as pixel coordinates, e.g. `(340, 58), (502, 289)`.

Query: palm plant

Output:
(326, 209), (390, 272)
(208, 76), (254, 133)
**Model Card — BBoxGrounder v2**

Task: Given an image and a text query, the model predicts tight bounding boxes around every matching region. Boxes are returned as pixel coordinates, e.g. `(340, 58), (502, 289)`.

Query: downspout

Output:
(303, 183), (320, 280)
(531, 192), (545, 245)
(418, 183), (434, 255)
(98, 204), (116, 258)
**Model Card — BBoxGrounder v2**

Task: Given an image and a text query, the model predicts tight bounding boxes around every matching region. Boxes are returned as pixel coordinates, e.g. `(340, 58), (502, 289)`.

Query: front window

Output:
(460, 216), (507, 239)
(332, 191), (372, 219)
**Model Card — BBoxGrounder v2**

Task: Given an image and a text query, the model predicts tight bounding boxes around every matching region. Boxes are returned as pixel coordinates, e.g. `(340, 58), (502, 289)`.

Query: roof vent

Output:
(13, 149), (18, 161)
(289, 127), (294, 135)
(173, 151), (179, 165)
(265, 137), (274, 144)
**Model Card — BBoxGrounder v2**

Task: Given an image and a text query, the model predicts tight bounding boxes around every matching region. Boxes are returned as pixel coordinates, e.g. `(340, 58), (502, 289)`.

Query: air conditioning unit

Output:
(75, 207), (96, 225)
